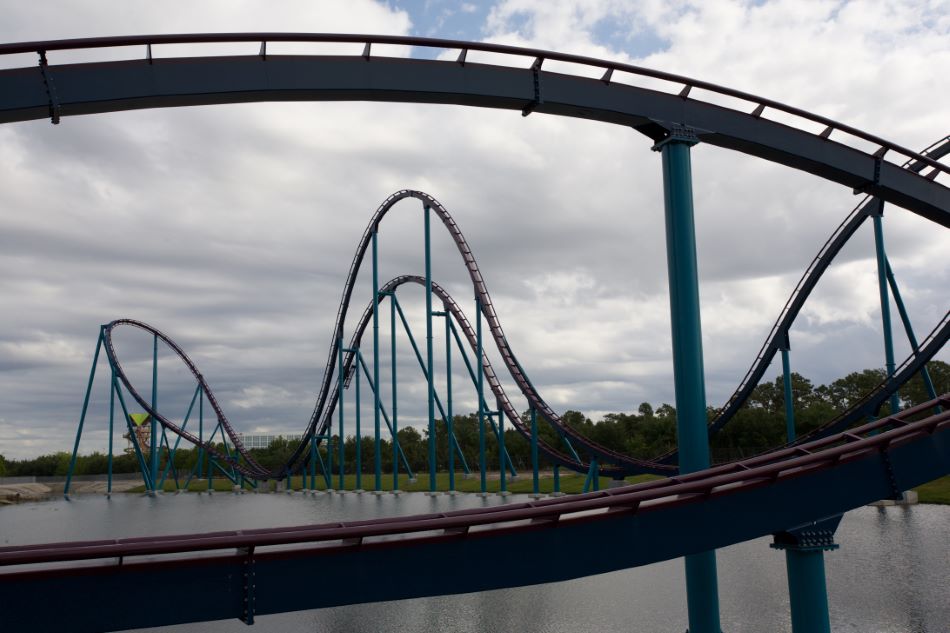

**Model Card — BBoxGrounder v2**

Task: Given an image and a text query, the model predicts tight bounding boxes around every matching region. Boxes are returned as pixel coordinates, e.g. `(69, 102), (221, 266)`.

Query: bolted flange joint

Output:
(652, 124), (699, 151)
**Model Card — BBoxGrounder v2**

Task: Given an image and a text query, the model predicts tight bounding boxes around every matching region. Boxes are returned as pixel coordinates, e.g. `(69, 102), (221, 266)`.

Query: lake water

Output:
(2, 492), (948, 632)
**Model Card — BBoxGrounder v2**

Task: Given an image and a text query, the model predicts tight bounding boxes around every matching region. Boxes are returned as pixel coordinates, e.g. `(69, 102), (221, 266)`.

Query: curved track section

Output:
(2, 396), (948, 631)
(0, 34), (947, 225)
(103, 319), (270, 480)
(710, 136), (950, 435)
(654, 136), (950, 464)
(308, 191), (675, 477)
(326, 275), (669, 476)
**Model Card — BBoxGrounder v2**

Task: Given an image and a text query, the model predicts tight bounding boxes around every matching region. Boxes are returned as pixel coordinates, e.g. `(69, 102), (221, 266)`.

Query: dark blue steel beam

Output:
(0, 54), (946, 226)
(3, 412), (947, 632)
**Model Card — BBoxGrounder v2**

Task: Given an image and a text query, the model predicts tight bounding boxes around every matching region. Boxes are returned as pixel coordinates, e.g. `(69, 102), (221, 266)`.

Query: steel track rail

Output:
(103, 319), (270, 479)
(0, 34), (947, 225)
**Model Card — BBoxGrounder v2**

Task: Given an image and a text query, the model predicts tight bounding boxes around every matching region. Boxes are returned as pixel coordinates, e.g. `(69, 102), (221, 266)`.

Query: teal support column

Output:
(356, 349), (414, 478)
(784, 550), (832, 633)
(338, 338), (345, 491)
(201, 388), (211, 491)
(372, 229), (382, 491)
(65, 329), (103, 497)
(158, 383), (200, 489)
(476, 296), (487, 494)
(583, 458), (597, 493)
(354, 349), (362, 491)
(655, 126), (721, 633)
(390, 293), (400, 490)
(309, 434), (316, 491)
(424, 204), (437, 492)
(197, 385), (204, 483)
(871, 207), (900, 415)
(445, 306), (456, 492)
(530, 407), (539, 495)
(113, 376), (152, 491)
(107, 364), (115, 495)
(884, 257), (940, 408)
(498, 404), (506, 493)
(151, 333), (159, 491)
(780, 332), (796, 443)
(772, 517), (840, 633)
(553, 464), (560, 495)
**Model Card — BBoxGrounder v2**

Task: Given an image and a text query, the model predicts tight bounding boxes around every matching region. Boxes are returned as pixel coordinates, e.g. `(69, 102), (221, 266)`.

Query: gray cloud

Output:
(0, 1), (947, 460)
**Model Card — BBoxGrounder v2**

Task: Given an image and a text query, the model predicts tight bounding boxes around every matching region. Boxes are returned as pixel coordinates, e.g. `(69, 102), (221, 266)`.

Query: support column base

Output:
(869, 490), (918, 506)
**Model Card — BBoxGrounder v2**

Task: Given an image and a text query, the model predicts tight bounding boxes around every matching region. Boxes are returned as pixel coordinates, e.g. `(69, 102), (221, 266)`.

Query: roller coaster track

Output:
(2, 32), (949, 631)
(103, 177), (947, 480)
(710, 136), (949, 434)
(103, 320), (270, 480)
(308, 190), (677, 477)
(3, 395), (948, 631)
(0, 33), (947, 225)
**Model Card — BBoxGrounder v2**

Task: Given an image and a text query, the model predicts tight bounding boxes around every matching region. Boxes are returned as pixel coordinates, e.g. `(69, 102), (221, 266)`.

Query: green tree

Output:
(900, 360), (949, 408)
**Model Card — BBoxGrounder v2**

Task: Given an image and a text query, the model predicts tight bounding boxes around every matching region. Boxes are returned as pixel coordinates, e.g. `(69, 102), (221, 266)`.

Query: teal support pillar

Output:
(337, 337), (345, 491)
(424, 204), (437, 492)
(476, 295), (487, 494)
(771, 517), (840, 633)
(445, 306), (456, 492)
(151, 333), (159, 492)
(107, 364), (115, 494)
(655, 126), (721, 633)
(200, 389), (211, 491)
(497, 404), (506, 493)
(309, 434), (316, 491)
(884, 258), (939, 407)
(372, 229), (382, 491)
(390, 293), (400, 490)
(65, 329), (104, 498)
(780, 332), (796, 443)
(871, 205), (900, 415)
(530, 407), (539, 495)
(354, 349), (362, 491)
(553, 464), (560, 495)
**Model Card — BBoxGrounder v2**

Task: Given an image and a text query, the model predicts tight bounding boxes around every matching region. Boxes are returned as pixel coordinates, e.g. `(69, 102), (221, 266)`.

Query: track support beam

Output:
(654, 125), (722, 633)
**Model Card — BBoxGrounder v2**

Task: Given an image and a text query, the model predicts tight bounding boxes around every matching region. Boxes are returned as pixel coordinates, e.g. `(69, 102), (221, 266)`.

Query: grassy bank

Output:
(914, 475), (950, 504)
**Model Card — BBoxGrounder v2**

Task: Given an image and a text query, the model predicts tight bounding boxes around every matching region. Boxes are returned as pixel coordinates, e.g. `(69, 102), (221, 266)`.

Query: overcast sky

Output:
(0, 0), (947, 460)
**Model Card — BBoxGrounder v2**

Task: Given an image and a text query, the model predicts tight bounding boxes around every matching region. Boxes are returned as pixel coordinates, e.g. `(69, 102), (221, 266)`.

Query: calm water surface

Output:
(2, 492), (947, 632)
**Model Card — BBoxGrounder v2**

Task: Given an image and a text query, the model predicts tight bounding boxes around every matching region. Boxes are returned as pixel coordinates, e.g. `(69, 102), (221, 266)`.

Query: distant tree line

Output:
(2, 362), (945, 478)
